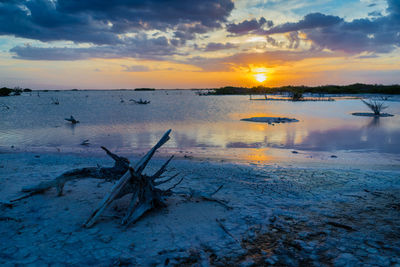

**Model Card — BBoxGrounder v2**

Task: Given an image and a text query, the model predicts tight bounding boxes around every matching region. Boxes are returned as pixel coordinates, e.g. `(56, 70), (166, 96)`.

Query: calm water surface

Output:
(1, 90), (399, 165)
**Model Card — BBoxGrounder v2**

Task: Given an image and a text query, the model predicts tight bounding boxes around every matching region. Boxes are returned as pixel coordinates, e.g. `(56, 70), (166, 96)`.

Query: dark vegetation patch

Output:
(206, 83), (400, 95)
(0, 87), (31, 97)
(134, 88), (156, 91)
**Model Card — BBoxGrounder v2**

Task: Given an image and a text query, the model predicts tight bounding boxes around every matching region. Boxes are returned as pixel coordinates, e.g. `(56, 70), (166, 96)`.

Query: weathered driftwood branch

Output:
(12, 129), (229, 228)
(12, 146), (130, 201)
(84, 129), (177, 228)
(129, 98), (150, 104)
(80, 139), (90, 146)
(65, 115), (79, 124)
(181, 185), (231, 210)
(173, 185), (231, 210)
(216, 218), (241, 246)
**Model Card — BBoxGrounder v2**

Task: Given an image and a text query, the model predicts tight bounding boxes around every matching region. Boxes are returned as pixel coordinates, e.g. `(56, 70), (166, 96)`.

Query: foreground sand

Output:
(1, 152), (400, 266)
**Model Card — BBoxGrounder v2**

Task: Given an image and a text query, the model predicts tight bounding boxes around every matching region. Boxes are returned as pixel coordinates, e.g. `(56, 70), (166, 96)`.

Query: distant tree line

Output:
(209, 84), (400, 95)
(134, 88), (155, 91)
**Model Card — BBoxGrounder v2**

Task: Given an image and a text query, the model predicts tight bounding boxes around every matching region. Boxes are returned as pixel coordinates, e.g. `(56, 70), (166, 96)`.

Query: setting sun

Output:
(254, 73), (267, 83)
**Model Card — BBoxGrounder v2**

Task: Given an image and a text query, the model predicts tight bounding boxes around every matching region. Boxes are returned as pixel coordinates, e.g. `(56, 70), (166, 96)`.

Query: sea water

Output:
(1, 90), (399, 165)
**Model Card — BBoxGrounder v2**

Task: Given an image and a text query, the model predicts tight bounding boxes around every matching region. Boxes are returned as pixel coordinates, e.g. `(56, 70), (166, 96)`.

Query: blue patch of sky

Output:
(292, 0), (387, 20)
(0, 36), (19, 52)
(290, 0), (364, 16)
(0, 36), (86, 55)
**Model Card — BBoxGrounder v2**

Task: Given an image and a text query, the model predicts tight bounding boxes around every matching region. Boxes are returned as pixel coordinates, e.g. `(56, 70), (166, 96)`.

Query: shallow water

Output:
(1, 90), (399, 165)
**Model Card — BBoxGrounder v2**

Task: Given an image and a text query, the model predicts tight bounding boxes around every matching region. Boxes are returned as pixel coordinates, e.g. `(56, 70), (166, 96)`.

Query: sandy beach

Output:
(1, 151), (399, 266)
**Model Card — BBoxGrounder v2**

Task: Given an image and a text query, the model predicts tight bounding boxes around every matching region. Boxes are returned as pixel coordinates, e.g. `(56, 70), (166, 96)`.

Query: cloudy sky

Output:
(0, 0), (399, 89)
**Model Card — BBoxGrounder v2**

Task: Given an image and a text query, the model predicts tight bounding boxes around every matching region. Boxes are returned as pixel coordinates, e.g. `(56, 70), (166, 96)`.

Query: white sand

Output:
(1, 152), (399, 266)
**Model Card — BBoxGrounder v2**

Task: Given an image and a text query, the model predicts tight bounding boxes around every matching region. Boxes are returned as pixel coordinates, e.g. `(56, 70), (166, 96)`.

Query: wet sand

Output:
(1, 153), (399, 266)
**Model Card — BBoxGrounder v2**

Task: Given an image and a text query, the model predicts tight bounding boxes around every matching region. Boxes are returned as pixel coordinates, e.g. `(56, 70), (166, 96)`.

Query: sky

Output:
(0, 0), (399, 89)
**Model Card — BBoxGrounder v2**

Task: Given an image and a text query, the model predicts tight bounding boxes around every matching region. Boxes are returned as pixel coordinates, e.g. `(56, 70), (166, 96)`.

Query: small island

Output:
(241, 117), (299, 124)
(352, 99), (394, 117)
(134, 88), (156, 91)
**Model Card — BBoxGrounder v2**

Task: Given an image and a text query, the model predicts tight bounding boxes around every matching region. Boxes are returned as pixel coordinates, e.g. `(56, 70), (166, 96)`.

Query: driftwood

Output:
(216, 218), (241, 246)
(84, 129), (177, 227)
(11, 129), (229, 227)
(186, 185), (232, 210)
(80, 139), (90, 146)
(51, 97), (60, 105)
(15, 146), (129, 199)
(65, 115), (79, 124)
(130, 98), (150, 104)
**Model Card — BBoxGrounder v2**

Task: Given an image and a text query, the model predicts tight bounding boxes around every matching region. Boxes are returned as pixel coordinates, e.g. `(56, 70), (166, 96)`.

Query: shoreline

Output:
(2, 145), (399, 171)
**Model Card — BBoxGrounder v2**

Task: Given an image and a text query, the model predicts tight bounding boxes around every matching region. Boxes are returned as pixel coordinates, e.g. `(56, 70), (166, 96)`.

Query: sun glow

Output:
(254, 73), (267, 83)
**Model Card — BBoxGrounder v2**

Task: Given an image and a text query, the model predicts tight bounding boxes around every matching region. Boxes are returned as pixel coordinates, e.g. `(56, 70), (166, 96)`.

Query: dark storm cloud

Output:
(10, 34), (178, 60)
(266, 13), (343, 34)
(204, 42), (237, 51)
(0, 0), (120, 44)
(56, 0), (234, 30)
(172, 23), (211, 44)
(264, 1), (400, 54)
(10, 46), (91, 60)
(226, 17), (273, 35)
(303, 16), (400, 53)
(2, 0), (234, 59)
(1, 0), (234, 44)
